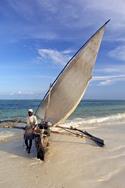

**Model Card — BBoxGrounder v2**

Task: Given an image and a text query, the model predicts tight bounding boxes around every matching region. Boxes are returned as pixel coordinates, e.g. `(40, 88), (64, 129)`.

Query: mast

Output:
(44, 84), (52, 122)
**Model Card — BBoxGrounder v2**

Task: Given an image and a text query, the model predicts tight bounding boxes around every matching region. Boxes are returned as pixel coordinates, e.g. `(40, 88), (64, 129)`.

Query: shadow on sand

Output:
(0, 131), (99, 161)
(0, 132), (37, 160)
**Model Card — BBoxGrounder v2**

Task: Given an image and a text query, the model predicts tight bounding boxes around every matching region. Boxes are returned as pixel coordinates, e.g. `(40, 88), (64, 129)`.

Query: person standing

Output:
(24, 109), (38, 153)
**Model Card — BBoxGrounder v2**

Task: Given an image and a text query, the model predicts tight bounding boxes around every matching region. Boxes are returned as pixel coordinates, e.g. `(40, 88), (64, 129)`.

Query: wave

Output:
(60, 112), (125, 130)
(1, 112), (125, 131)
(0, 130), (15, 142)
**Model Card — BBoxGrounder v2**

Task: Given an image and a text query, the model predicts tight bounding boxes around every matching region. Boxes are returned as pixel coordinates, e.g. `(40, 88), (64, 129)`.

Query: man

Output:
(27, 109), (38, 129)
(24, 109), (38, 153)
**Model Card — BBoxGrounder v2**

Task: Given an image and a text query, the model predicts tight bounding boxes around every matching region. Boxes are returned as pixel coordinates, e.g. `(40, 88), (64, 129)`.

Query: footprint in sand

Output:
(9, 154), (18, 159)
(29, 160), (43, 166)
(97, 168), (122, 182)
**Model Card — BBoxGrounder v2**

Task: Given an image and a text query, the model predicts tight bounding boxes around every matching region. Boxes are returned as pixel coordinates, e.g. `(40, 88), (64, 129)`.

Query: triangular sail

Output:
(35, 20), (109, 126)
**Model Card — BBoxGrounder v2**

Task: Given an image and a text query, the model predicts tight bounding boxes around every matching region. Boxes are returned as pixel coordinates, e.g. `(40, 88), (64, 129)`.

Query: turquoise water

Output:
(70, 100), (125, 118)
(0, 100), (125, 122)
(0, 100), (39, 120)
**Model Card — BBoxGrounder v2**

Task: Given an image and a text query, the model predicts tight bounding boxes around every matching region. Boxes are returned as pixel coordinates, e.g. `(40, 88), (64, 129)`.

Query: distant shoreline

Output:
(0, 99), (125, 101)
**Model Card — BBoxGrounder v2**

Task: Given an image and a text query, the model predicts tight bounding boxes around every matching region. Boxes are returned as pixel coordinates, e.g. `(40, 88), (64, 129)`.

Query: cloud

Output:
(108, 46), (125, 61)
(93, 75), (125, 86)
(93, 64), (125, 86)
(95, 65), (125, 74)
(98, 79), (112, 86)
(3, 0), (125, 42)
(10, 90), (34, 96)
(38, 48), (72, 65)
(94, 75), (125, 80)
(84, 0), (125, 36)
(8, 90), (44, 99)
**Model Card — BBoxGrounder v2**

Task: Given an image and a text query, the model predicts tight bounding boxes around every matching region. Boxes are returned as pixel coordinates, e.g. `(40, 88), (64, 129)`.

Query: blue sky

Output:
(0, 0), (125, 99)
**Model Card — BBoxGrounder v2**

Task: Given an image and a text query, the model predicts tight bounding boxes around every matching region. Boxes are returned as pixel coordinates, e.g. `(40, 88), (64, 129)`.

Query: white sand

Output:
(0, 121), (125, 188)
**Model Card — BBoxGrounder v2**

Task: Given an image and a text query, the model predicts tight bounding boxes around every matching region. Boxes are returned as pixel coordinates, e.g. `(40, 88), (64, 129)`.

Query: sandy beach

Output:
(0, 120), (125, 188)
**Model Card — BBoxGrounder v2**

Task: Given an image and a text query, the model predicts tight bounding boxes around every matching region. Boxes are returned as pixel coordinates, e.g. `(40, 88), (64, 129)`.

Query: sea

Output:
(0, 100), (125, 126)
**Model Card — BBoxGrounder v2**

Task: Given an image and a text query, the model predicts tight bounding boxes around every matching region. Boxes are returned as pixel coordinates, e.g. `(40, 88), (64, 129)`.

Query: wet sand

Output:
(0, 121), (125, 188)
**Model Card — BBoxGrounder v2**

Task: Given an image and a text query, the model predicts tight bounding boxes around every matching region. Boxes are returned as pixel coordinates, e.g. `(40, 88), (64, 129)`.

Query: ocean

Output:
(0, 100), (125, 128)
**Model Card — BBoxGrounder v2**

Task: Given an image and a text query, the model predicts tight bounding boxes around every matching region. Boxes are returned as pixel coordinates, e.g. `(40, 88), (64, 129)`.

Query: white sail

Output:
(35, 21), (109, 126)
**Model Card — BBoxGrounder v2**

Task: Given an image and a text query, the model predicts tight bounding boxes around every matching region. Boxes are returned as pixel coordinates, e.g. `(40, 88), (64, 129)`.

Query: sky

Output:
(0, 0), (125, 99)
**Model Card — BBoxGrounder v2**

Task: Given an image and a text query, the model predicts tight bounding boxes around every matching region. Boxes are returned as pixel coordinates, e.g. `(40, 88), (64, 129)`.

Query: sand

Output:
(0, 121), (125, 188)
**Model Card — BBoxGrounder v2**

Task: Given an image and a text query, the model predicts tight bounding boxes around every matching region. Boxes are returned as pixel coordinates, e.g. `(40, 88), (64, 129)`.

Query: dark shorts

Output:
(24, 128), (34, 140)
